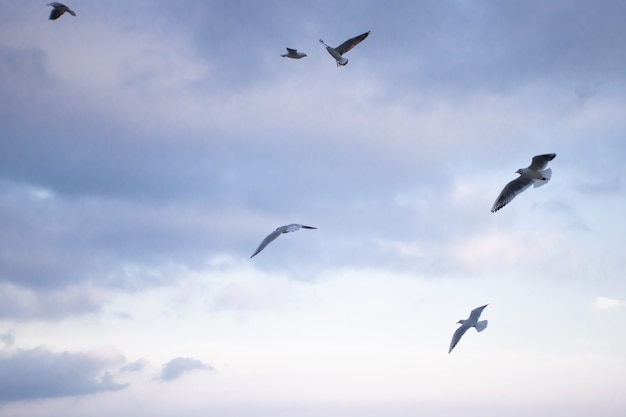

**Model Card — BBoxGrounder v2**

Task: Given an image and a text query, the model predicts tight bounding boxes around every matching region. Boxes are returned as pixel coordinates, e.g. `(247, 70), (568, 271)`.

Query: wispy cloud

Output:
(594, 296), (626, 311)
(120, 358), (147, 374)
(159, 357), (215, 382)
(0, 332), (13, 346)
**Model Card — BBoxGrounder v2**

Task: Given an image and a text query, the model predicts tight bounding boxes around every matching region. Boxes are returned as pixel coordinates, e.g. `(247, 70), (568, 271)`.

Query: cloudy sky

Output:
(1, 0), (625, 415)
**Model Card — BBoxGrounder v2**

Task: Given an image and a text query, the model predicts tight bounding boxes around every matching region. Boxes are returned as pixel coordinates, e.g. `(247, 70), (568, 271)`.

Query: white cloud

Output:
(594, 296), (626, 311)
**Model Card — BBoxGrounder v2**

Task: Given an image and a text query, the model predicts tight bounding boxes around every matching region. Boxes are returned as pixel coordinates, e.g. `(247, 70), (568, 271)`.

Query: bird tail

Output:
(533, 168), (552, 188)
(475, 320), (488, 332)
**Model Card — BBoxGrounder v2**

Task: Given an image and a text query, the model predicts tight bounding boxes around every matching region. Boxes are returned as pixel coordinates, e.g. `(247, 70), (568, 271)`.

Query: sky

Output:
(0, 0), (625, 415)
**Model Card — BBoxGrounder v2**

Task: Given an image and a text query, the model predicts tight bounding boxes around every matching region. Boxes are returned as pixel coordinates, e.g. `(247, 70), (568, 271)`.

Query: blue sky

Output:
(0, 0), (625, 415)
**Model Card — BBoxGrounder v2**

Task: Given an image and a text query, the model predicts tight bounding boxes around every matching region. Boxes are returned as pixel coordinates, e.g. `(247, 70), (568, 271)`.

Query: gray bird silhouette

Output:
(491, 153), (556, 212)
(251, 224), (317, 258)
(449, 304), (488, 353)
(319, 31), (370, 66)
(47, 2), (76, 20)
(281, 48), (307, 59)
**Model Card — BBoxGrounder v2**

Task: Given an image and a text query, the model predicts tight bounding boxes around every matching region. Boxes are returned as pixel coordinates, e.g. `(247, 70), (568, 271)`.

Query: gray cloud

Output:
(159, 357), (214, 382)
(0, 0), (624, 323)
(577, 177), (622, 196)
(0, 332), (14, 346)
(0, 347), (127, 403)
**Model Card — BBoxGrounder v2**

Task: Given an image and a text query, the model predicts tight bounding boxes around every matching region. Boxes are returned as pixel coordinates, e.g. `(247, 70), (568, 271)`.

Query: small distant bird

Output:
(281, 48), (307, 59)
(251, 224), (317, 258)
(449, 304), (488, 354)
(491, 153), (557, 212)
(47, 2), (76, 20)
(319, 31), (370, 66)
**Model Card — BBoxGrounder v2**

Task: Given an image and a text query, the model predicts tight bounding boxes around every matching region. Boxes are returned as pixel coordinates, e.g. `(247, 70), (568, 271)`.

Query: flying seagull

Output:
(250, 224), (317, 258)
(319, 31), (370, 66)
(449, 304), (488, 354)
(491, 153), (557, 213)
(281, 48), (307, 59)
(47, 2), (76, 20)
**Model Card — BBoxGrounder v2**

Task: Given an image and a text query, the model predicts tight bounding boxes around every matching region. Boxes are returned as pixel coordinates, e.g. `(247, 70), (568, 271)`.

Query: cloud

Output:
(0, 347), (127, 403)
(577, 177), (622, 195)
(0, 332), (13, 346)
(594, 296), (626, 311)
(0, 283), (106, 321)
(159, 357), (214, 382)
(120, 358), (147, 374)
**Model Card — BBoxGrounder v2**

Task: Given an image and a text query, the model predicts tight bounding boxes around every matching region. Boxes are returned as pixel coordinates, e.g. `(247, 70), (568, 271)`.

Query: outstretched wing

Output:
(250, 229), (283, 258)
(286, 48), (298, 55)
(449, 324), (469, 353)
(491, 176), (533, 212)
(285, 224), (317, 232)
(49, 8), (64, 19)
(335, 31), (370, 56)
(469, 304), (488, 322)
(528, 153), (556, 171)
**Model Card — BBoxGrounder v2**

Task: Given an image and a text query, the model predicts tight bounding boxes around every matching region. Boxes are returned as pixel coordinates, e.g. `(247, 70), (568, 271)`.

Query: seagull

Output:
(491, 153), (557, 212)
(319, 31), (370, 66)
(449, 304), (488, 354)
(281, 48), (307, 59)
(47, 2), (76, 20)
(250, 224), (317, 258)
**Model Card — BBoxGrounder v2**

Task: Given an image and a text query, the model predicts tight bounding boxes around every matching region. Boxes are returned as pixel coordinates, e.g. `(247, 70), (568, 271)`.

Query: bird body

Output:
(47, 2), (76, 20)
(319, 31), (370, 66)
(491, 153), (556, 212)
(250, 224), (317, 258)
(449, 304), (488, 353)
(281, 48), (307, 59)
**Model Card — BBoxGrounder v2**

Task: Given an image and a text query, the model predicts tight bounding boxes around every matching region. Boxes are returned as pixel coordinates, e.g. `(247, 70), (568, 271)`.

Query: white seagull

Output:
(47, 2), (76, 20)
(281, 48), (307, 59)
(449, 304), (489, 354)
(491, 153), (557, 213)
(319, 31), (370, 66)
(250, 224), (317, 258)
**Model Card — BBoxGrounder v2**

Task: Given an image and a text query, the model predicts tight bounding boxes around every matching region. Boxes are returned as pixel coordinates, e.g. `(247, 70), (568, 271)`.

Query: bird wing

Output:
(449, 324), (470, 353)
(335, 31), (370, 56)
(284, 224), (302, 232)
(49, 8), (64, 19)
(468, 304), (488, 322)
(250, 228), (283, 258)
(66, 7), (76, 16)
(286, 48), (298, 55)
(285, 224), (317, 232)
(528, 153), (556, 171)
(491, 176), (534, 212)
